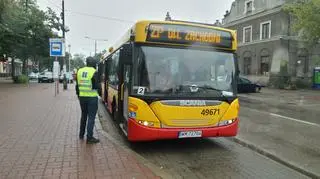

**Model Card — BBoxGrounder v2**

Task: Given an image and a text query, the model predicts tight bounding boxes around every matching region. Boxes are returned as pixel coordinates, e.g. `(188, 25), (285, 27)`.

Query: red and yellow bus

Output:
(98, 20), (239, 141)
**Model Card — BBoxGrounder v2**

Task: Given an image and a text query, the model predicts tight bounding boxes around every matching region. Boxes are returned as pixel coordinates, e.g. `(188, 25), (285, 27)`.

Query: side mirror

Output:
(120, 43), (133, 64)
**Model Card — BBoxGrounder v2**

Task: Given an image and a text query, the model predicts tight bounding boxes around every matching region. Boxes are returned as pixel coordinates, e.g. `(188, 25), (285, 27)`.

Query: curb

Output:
(228, 137), (320, 179)
(95, 112), (174, 179)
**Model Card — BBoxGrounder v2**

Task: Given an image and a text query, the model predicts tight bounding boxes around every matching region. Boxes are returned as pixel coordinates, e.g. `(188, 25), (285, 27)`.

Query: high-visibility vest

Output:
(77, 67), (98, 97)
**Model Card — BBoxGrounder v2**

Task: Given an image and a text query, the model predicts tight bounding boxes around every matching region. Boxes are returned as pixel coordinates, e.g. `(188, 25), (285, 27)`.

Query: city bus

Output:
(98, 20), (239, 141)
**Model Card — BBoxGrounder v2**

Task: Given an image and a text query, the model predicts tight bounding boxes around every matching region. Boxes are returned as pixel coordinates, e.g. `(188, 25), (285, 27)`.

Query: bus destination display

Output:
(146, 23), (233, 48)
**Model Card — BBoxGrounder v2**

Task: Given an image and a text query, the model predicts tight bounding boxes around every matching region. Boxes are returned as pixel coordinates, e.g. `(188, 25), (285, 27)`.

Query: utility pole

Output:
(68, 44), (71, 73)
(24, 0), (29, 76)
(84, 36), (108, 57)
(94, 40), (97, 57)
(62, 0), (66, 72)
(61, 0), (68, 89)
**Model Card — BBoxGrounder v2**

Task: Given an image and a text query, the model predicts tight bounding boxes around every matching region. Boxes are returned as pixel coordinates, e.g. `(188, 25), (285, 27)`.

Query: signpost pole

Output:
(50, 38), (65, 97)
(56, 57), (59, 94)
(54, 79), (56, 97)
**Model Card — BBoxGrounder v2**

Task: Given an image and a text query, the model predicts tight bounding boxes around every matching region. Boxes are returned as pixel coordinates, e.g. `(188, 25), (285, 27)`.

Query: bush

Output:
(13, 75), (29, 84)
(268, 74), (290, 89)
(295, 77), (312, 89)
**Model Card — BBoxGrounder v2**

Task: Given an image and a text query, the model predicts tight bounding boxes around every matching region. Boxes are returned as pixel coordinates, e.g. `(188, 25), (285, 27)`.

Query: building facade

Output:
(0, 57), (23, 77)
(222, 0), (320, 87)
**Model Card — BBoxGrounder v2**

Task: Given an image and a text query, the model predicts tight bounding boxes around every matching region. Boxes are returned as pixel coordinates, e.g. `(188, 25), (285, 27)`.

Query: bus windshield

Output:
(133, 46), (236, 97)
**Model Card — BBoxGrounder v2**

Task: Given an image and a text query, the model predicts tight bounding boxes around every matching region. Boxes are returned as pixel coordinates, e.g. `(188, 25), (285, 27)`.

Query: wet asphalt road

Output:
(98, 101), (309, 179)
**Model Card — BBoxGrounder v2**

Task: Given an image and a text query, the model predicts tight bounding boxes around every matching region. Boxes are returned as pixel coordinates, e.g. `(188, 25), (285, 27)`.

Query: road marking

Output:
(269, 113), (320, 127)
(242, 107), (320, 127)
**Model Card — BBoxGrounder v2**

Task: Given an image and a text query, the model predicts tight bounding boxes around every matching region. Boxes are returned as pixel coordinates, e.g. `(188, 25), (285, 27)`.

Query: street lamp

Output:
(84, 36), (108, 56)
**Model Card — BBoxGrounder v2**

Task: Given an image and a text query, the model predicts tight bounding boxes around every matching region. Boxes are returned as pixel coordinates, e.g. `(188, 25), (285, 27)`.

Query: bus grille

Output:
(162, 119), (217, 128)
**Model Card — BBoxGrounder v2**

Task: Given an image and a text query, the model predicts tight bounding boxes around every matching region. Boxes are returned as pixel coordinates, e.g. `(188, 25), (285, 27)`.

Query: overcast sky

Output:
(37, 0), (234, 57)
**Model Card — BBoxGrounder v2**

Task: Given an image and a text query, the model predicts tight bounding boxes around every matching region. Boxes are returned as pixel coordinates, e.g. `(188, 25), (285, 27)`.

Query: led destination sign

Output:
(146, 23), (233, 48)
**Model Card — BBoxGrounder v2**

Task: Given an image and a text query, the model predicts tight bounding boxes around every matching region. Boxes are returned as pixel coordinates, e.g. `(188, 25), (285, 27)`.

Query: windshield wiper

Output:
(178, 85), (234, 99)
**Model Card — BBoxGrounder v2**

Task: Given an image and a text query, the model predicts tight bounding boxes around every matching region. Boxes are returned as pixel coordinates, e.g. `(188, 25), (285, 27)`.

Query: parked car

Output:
(38, 71), (54, 83)
(59, 72), (73, 83)
(237, 77), (264, 93)
(28, 72), (39, 80)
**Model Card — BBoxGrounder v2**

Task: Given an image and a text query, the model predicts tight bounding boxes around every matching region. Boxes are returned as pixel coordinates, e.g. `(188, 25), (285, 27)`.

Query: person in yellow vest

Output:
(76, 57), (100, 144)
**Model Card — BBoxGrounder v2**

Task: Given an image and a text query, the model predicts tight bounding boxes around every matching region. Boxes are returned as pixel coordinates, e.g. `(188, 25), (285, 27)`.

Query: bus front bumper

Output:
(127, 118), (239, 142)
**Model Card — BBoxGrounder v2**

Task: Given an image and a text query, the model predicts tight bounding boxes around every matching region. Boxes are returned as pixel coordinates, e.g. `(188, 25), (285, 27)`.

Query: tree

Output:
(94, 49), (107, 61)
(284, 0), (320, 45)
(71, 53), (85, 70)
(0, 0), (62, 77)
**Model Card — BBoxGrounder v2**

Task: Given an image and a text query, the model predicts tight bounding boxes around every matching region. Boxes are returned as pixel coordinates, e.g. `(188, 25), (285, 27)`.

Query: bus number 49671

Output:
(201, 109), (220, 116)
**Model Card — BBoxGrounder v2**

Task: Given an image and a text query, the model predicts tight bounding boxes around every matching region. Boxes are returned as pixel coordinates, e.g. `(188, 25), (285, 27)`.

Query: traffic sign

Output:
(53, 61), (60, 79)
(50, 38), (65, 57)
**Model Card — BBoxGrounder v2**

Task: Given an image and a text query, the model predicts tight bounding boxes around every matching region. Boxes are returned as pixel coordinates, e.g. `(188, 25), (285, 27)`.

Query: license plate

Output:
(178, 131), (202, 138)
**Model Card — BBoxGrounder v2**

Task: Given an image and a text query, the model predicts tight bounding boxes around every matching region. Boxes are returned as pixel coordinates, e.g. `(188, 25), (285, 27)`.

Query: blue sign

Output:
(50, 38), (65, 57)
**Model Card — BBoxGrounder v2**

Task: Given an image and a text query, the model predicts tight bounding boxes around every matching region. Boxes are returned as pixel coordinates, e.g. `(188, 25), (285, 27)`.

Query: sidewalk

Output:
(0, 83), (160, 179)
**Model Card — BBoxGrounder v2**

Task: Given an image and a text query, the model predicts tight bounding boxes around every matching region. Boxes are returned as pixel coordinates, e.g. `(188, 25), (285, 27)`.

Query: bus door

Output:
(118, 44), (133, 134)
(104, 59), (111, 107)
(122, 65), (131, 130)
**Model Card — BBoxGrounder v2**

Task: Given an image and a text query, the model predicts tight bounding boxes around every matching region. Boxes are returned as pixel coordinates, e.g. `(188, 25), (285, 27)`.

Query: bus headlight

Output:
(218, 119), (236, 126)
(138, 120), (154, 127)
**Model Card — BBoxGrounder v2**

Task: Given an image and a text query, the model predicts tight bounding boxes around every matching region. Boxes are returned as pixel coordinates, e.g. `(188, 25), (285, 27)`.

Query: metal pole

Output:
(68, 45), (71, 72)
(62, 0), (68, 88)
(62, 0), (66, 72)
(55, 57), (58, 96)
(62, 0), (65, 41)
(94, 40), (97, 57)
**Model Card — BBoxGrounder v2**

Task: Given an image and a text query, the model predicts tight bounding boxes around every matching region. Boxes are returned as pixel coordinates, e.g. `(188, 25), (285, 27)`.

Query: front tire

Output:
(255, 87), (261, 93)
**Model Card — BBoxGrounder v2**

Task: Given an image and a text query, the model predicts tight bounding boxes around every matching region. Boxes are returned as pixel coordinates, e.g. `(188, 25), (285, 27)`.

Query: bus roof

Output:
(100, 20), (237, 61)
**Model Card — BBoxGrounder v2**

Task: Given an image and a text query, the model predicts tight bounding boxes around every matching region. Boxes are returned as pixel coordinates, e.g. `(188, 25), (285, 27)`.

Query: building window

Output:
(260, 21), (271, 40)
(244, 0), (254, 14)
(247, 1), (253, 12)
(296, 56), (308, 77)
(260, 56), (270, 76)
(243, 26), (252, 43)
(244, 57), (251, 75)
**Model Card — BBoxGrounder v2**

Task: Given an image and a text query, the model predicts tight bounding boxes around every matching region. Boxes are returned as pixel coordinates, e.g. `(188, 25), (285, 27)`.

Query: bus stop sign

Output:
(49, 38), (65, 57)
(313, 67), (320, 89)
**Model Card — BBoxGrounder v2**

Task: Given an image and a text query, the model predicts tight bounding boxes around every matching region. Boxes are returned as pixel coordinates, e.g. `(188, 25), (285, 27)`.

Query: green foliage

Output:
(0, 0), (63, 76)
(94, 49), (107, 61)
(71, 53), (86, 70)
(268, 74), (290, 89)
(268, 60), (290, 89)
(284, 0), (320, 45)
(295, 77), (312, 88)
(312, 56), (320, 66)
(13, 74), (29, 84)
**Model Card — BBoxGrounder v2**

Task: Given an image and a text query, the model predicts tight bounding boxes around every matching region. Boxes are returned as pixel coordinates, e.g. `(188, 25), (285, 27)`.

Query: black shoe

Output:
(79, 135), (84, 140)
(87, 137), (100, 144)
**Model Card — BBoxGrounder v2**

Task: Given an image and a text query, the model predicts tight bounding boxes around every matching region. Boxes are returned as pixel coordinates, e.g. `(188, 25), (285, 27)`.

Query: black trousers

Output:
(79, 97), (98, 139)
